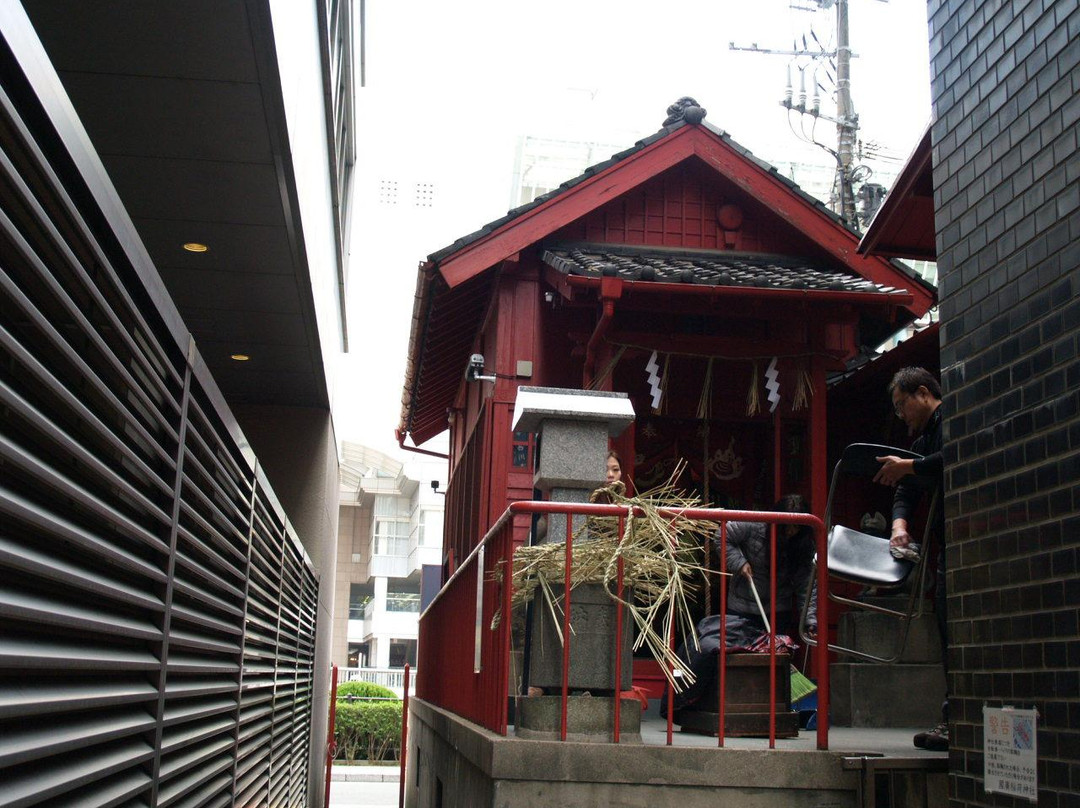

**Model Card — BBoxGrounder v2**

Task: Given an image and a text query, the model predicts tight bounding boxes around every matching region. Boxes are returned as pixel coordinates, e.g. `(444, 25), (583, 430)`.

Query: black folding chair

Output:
(800, 443), (941, 663)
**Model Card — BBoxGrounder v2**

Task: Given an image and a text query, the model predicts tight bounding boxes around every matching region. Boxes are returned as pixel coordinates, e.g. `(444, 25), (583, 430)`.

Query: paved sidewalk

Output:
(331, 764), (402, 783)
(329, 767), (401, 808)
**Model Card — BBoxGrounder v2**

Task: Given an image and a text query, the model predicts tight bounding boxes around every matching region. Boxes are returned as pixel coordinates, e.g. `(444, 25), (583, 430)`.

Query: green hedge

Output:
(334, 685), (402, 762)
(336, 680), (396, 701)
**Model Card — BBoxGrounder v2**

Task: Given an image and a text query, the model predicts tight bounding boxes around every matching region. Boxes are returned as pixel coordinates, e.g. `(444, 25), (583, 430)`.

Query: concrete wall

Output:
(405, 699), (868, 808)
(233, 403), (340, 808)
(927, 0), (1080, 804)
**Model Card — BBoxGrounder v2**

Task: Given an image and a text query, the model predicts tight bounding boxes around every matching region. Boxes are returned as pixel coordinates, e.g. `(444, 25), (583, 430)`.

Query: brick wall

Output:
(927, 0), (1080, 805)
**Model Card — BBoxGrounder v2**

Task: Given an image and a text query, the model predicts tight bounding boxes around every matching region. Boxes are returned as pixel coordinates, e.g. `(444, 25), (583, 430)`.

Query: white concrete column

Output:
(376, 638), (392, 669)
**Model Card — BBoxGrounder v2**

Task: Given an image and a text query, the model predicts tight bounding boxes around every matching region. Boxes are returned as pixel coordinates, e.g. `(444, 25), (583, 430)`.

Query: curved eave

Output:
(557, 273), (915, 308)
(858, 126), (936, 261)
(398, 268), (496, 447)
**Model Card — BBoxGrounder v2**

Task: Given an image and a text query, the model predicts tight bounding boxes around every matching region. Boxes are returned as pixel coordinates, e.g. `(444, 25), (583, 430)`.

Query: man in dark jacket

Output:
(666, 494), (816, 713)
(875, 366), (947, 751)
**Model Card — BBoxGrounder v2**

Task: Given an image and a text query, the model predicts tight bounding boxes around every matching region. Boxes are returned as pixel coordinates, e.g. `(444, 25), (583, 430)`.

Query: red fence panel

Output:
(417, 503), (828, 749)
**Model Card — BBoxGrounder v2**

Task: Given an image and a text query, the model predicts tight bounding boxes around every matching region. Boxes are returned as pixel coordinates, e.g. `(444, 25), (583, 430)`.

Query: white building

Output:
(333, 442), (446, 671)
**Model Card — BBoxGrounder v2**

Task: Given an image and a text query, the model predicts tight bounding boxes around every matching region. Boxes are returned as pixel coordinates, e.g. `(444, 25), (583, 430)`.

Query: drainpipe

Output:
(583, 276), (623, 387)
(395, 428), (449, 460)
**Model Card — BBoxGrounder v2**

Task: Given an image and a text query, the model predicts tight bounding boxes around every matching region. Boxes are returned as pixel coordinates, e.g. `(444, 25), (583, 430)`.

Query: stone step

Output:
(836, 609), (942, 663)
(830, 662), (945, 727)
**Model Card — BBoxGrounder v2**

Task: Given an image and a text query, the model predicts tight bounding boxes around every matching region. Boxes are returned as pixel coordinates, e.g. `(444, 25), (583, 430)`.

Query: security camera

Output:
(465, 353), (495, 383)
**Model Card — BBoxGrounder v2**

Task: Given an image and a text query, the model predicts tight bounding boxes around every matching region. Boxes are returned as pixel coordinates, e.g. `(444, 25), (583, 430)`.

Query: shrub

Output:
(334, 698), (402, 762)
(336, 680), (397, 701)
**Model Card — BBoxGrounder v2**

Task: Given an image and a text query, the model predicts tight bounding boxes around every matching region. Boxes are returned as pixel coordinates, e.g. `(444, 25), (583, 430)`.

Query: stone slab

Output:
(544, 487), (590, 544)
(837, 610), (942, 663)
(830, 662), (945, 727)
(515, 695), (642, 743)
(405, 698), (951, 808)
(512, 386), (636, 436)
(534, 419), (609, 491)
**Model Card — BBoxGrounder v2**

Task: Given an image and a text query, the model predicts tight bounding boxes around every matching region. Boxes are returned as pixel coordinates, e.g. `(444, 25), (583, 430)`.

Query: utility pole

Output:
(731, 0), (863, 227)
(834, 0), (859, 224)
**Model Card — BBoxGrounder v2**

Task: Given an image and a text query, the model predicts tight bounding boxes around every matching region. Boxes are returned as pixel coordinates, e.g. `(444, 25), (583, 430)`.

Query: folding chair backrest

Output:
(825, 443), (938, 530)
(836, 443), (927, 482)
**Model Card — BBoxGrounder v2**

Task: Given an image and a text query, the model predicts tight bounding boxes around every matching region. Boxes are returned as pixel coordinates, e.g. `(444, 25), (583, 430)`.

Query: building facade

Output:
(927, 0), (1080, 805)
(333, 443), (445, 674)
(0, 2), (356, 805)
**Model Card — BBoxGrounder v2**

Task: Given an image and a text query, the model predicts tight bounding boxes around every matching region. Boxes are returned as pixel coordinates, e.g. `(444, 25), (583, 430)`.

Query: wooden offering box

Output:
(675, 652), (799, 738)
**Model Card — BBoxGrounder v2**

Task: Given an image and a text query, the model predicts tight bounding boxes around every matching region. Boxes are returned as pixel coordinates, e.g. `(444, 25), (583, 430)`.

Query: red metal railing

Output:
(398, 664), (410, 808)
(416, 502), (829, 750)
(324, 665), (338, 808)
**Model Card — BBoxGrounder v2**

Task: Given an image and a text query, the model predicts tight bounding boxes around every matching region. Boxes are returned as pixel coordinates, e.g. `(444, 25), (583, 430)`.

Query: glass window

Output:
(374, 518), (409, 556)
(418, 510), (443, 547)
(349, 584), (371, 619)
(374, 495), (410, 518)
(385, 592), (420, 612)
(511, 430), (534, 468)
(373, 495), (410, 555)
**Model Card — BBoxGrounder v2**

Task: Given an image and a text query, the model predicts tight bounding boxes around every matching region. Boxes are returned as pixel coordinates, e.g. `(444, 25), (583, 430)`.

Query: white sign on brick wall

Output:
(983, 705), (1038, 803)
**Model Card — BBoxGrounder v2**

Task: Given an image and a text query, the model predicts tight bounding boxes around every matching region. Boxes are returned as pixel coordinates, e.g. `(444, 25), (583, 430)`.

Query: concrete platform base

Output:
(404, 698), (947, 808)
(829, 603), (945, 729)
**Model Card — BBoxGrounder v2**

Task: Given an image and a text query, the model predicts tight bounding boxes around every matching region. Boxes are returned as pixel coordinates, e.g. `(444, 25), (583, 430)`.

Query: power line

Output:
(731, 0), (878, 230)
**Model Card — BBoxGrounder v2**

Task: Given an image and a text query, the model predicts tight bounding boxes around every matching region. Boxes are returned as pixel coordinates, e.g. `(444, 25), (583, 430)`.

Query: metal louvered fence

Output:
(0, 18), (319, 808)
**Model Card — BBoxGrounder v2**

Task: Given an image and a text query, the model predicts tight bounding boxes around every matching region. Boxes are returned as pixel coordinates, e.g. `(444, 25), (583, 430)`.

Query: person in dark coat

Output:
(874, 367), (947, 751)
(666, 494), (816, 713)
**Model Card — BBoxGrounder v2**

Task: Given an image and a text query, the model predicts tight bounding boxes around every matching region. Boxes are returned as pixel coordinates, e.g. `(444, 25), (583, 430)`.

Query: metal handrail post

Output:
(398, 664), (410, 808)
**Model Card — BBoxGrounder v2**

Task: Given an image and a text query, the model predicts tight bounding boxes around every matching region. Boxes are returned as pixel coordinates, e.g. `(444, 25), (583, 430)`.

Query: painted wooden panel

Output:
(551, 160), (825, 258)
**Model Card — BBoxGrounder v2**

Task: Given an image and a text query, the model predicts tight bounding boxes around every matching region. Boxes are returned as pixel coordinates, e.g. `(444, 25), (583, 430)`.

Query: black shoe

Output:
(913, 722), (948, 751)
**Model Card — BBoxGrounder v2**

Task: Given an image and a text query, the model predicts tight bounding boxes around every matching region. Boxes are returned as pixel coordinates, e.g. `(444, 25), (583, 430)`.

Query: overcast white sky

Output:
(331, 0), (932, 457)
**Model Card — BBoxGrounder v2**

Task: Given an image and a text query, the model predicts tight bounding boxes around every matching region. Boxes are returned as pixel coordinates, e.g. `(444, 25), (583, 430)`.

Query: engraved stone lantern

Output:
(512, 387), (639, 741)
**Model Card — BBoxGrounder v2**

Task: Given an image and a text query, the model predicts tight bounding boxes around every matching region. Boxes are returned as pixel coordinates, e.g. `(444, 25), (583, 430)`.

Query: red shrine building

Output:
(398, 99), (936, 578)
(394, 99), (945, 806)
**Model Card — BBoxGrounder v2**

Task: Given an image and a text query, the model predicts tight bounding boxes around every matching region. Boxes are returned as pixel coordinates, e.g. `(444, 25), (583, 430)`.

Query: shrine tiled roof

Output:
(400, 99), (937, 448)
(430, 119), (855, 265)
(542, 247), (912, 296)
(426, 116), (932, 298)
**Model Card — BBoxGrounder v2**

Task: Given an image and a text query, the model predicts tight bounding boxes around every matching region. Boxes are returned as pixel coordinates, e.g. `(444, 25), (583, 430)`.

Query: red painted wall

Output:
(550, 160), (830, 259)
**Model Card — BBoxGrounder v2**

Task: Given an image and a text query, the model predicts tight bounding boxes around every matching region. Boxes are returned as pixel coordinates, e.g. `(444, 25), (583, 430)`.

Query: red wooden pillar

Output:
(804, 347), (830, 678)
(808, 353), (828, 518)
(490, 264), (542, 529)
(773, 409), (783, 503)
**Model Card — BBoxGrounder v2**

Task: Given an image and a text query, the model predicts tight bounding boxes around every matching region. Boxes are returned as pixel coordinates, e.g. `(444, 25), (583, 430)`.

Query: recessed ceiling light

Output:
(230, 354), (251, 362)
(183, 242), (209, 253)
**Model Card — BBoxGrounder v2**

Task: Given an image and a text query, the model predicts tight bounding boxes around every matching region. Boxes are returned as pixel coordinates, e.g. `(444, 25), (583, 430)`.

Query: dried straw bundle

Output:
(496, 464), (723, 691)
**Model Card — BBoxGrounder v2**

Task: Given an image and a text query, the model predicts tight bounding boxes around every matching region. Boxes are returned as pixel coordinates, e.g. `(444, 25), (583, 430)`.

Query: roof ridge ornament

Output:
(663, 97), (707, 126)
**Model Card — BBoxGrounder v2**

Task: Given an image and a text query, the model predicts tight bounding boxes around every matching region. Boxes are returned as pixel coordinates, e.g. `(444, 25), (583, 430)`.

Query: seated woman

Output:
(666, 493), (817, 713)
(534, 450), (633, 543)
(590, 450), (633, 502)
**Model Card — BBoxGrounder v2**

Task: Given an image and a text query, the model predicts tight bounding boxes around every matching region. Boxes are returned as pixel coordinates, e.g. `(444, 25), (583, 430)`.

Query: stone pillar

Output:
(513, 386), (635, 520)
(512, 387), (636, 702)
